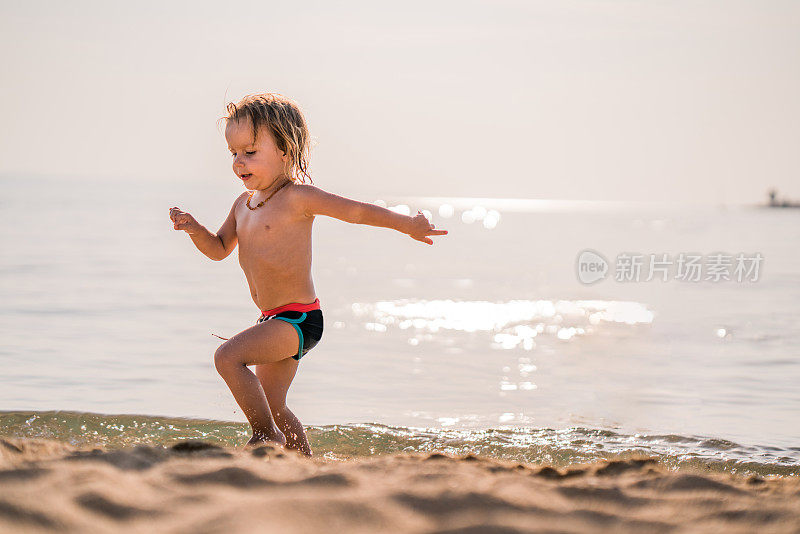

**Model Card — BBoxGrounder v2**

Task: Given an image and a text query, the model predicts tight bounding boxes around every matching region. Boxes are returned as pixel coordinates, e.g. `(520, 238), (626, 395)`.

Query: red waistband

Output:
(261, 298), (320, 317)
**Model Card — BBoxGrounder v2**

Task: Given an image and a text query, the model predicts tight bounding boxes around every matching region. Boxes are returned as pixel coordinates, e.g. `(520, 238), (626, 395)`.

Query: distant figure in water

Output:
(169, 93), (448, 455)
(767, 188), (800, 208)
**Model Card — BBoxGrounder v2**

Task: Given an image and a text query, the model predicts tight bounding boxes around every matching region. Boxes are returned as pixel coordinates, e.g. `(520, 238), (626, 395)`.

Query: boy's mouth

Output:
(240, 173), (252, 181)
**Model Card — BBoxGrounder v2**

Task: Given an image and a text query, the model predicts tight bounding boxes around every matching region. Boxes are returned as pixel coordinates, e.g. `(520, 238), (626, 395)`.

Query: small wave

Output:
(1, 410), (796, 478)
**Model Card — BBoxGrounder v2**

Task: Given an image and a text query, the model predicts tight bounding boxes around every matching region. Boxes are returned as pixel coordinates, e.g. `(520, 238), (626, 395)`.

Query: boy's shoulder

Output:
(287, 182), (319, 194)
(232, 190), (250, 209)
(285, 182), (322, 218)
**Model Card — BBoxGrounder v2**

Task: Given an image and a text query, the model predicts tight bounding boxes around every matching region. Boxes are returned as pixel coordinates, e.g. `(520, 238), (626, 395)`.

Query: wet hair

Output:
(220, 93), (313, 184)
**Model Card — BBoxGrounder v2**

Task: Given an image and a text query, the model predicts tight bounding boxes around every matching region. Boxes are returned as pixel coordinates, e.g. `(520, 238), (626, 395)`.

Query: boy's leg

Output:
(214, 318), (301, 445)
(255, 361), (313, 457)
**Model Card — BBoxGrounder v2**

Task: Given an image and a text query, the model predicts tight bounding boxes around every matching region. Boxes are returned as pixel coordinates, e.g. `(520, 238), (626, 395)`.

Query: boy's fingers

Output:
(410, 234), (434, 245)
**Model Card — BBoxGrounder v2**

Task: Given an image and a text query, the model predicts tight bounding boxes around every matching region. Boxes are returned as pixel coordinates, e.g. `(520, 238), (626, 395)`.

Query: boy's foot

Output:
(245, 429), (287, 449)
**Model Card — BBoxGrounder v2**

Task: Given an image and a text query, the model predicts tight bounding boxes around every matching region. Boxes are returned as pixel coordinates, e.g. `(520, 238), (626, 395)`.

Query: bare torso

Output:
(234, 184), (317, 311)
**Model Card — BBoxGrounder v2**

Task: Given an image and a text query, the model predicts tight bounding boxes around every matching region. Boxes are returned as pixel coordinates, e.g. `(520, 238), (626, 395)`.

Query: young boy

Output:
(169, 93), (448, 456)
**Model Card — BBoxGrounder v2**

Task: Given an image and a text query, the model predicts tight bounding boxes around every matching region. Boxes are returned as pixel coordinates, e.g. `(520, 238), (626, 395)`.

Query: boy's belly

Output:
(237, 244), (317, 311)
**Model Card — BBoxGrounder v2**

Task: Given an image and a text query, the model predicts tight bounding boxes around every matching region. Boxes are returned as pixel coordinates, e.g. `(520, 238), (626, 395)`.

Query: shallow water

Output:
(2, 410), (797, 478)
(1, 175), (798, 473)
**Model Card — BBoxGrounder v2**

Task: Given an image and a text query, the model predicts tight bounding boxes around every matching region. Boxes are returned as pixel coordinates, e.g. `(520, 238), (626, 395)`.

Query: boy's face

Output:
(225, 117), (290, 190)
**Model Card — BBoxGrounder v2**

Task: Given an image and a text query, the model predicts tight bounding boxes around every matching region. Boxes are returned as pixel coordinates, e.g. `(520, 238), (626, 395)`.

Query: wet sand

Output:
(1, 437), (799, 533)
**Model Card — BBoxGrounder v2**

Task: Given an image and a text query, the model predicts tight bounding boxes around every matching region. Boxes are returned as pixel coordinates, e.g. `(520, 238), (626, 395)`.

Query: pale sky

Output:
(1, 0), (798, 203)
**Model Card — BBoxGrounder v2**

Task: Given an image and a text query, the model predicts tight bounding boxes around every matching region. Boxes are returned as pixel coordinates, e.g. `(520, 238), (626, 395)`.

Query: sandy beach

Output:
(1, 437), (798, 533)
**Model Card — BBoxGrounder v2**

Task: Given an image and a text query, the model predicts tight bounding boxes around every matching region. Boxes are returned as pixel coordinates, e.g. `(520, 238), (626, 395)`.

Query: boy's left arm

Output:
(292, 184), (448, 245)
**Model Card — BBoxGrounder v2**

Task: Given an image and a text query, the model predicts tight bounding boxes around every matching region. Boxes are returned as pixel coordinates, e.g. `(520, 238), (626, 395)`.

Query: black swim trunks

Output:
(256, 298), (324, 361)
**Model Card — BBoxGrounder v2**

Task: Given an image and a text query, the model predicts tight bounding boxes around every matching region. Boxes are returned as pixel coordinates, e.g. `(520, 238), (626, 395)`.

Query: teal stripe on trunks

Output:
(273, 312), (307, 360)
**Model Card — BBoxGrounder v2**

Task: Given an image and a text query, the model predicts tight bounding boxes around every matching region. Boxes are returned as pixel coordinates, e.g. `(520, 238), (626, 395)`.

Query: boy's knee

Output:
(214, 344), (239, 372)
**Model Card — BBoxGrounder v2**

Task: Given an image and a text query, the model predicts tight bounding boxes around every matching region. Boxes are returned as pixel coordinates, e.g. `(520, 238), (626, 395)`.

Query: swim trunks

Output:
(256, 298), (323, 361)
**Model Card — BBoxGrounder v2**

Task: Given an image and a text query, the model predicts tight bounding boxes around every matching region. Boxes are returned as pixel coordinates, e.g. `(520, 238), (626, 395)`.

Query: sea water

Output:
(1, 174), (798, 476)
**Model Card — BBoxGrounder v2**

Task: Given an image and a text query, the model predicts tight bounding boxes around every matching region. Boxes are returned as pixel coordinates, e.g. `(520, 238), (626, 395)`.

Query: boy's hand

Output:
(169, 207), (201, 234)
(407, 210), (448, 245)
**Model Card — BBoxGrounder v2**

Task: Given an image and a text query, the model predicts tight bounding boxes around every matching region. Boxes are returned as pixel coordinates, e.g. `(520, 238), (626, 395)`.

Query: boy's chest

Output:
(235, 200), (309, 247)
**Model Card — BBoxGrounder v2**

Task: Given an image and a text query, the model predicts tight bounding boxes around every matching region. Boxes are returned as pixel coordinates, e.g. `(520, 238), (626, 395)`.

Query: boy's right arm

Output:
(170, 192), (247, 261)
(213, 192), (248, 260)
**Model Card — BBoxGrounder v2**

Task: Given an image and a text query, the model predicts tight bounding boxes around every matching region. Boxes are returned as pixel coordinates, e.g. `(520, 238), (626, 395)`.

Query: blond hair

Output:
(220, 93), (313, 184)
